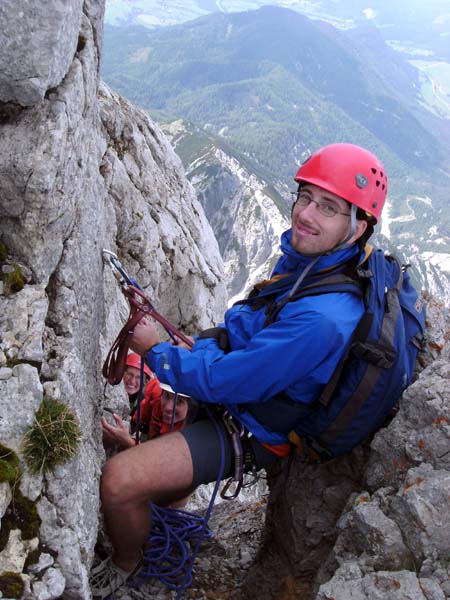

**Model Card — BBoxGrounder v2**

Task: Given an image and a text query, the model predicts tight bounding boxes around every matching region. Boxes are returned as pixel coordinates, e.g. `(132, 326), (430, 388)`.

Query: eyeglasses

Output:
(291, 191), (351, 218)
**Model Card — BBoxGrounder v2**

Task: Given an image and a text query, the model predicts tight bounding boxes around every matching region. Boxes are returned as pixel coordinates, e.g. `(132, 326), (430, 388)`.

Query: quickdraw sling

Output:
(102, 249), (194, 386)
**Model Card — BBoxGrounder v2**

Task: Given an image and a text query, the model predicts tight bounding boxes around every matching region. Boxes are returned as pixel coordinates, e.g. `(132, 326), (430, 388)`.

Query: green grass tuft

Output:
(22, 399), (81, 475)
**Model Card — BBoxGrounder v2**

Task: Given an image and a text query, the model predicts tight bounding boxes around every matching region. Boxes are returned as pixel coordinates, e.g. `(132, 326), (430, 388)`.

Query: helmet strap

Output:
(287, 254), (323, 299)
(324, 203), (358, 256)
(347, 203), (357, 242)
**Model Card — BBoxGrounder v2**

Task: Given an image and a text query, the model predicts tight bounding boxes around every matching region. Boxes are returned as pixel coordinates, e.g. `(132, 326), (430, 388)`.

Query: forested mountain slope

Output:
(102, 6), (450, 303)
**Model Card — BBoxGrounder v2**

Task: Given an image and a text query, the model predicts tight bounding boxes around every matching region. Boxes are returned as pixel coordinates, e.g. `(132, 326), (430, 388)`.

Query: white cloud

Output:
(362, 8), (376, 20)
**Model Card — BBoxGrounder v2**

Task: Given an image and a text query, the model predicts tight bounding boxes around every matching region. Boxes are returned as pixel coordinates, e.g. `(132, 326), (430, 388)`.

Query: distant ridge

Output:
(102, 6), (448, 182)
(102, 6), (450, 304)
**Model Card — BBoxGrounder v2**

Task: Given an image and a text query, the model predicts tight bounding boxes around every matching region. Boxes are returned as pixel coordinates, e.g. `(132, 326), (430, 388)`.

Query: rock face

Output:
(163, 120), (290, 304)
(0, 1), (226, 598)
(194, 150), (289, 304)
(0, 0), (84, 107)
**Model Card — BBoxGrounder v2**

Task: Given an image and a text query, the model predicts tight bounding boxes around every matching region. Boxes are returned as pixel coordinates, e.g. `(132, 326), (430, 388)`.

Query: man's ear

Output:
(349, 219), (368, 244)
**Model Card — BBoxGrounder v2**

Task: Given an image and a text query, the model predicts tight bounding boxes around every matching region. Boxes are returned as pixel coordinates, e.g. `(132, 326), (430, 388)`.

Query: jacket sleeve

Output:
(145, 292), (363, 406)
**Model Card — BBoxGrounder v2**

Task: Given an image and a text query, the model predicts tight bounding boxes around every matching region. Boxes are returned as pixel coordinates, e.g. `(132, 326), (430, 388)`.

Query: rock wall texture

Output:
(0, 1), (226, 599)
(0, 0), (84, 107)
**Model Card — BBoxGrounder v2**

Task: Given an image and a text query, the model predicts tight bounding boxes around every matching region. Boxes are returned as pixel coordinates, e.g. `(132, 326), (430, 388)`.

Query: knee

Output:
(100, 456), (133, 507)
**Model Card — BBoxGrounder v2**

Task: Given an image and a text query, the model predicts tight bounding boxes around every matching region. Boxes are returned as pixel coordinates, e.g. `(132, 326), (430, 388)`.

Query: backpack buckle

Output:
(356, 267), (372, 280)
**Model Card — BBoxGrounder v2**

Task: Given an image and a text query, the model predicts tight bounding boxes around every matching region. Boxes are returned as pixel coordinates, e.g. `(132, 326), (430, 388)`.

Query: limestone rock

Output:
(0, 482), (12, 519)
(32, 567), (66, 600)
(0, 1), (225, 598)
(316, 568), (446, 600)
(0, 529), (38, 573)
(366, 359), (450, 490)
(0, 0), (84, 106)
(333, 498), (414, 571)
(0, 364), (43, 447)
(389, 465), (450, 565)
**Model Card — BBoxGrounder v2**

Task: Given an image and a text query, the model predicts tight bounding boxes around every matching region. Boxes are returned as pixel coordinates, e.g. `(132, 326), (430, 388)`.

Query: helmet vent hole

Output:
(381, 171), (384, 178)
(376, 180), (380, 187)
(371, 167), (377, 174)
(382, 184), (385, 190)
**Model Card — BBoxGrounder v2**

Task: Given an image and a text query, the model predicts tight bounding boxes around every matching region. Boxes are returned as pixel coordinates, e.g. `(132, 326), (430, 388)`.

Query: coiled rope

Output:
(131, 406), (226, 599)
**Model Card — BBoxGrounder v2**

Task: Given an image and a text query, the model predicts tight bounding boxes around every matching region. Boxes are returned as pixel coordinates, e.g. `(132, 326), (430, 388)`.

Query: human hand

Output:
(130, 319), (161, 355)
(101, 414), (134, 448)
(170, 334), (195, 351)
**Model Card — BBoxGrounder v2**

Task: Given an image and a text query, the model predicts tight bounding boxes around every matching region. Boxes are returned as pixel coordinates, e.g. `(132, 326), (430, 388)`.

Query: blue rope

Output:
(130, 405), (227, 599)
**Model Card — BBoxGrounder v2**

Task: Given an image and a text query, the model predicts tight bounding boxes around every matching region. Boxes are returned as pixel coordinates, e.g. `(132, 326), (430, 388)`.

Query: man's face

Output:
(290, 183), (367, 255)
(161, 392), (189, 425)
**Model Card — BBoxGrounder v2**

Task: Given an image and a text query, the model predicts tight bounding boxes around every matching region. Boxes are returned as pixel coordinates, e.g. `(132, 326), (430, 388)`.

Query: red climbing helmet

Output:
(125, 353), (152, 378)
(294, 143), (387, 222)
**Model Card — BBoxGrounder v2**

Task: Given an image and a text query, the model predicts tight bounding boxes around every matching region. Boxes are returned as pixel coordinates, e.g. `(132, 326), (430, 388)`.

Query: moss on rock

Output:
(0, 443), (20, 485)
(0, 488), (41, 552)
(3, 264), (25, 295)
(0, 571), (25, 598)
(0, 241), (7, 264)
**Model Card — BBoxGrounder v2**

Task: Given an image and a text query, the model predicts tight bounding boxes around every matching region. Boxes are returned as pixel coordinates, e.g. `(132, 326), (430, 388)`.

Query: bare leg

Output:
(100, 431), (194, 570)
(167, 495), (190, 509)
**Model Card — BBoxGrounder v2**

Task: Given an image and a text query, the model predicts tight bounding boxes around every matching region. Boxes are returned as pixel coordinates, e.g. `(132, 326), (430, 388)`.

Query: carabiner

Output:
(220, 474), (243, 500)
(220, 412), (245, 500)
(102, 249), (134, 287)
(222, 411), (244, 437)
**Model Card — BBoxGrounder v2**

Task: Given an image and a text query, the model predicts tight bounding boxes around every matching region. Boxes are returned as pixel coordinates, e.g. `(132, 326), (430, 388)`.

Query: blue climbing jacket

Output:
(246, 245), (426, 457)
(145, 231), (366, 446)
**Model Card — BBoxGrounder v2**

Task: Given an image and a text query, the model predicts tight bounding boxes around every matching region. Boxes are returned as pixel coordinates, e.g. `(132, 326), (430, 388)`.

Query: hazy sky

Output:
(104, 0), (450, 33)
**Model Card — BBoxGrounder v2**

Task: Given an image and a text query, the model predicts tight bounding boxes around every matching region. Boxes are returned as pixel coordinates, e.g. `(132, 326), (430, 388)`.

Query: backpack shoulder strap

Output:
(317, 251), (402, 410)
(264, 272), (364, 327)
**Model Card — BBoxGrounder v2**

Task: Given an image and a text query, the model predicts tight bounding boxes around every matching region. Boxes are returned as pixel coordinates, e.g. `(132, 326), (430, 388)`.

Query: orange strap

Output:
(261, 441), (292, 458)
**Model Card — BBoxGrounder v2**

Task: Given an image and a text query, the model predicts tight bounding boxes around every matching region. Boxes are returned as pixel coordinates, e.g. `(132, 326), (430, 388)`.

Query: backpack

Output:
(246, 248), (426, 459)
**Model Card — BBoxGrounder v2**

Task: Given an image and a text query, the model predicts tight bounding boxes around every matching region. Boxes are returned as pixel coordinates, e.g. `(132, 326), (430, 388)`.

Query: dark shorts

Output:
(180, 416), (279, 488)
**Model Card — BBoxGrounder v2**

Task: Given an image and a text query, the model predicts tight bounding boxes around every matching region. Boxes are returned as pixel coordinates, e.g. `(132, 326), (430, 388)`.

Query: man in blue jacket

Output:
(91, 143), (388, 598)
